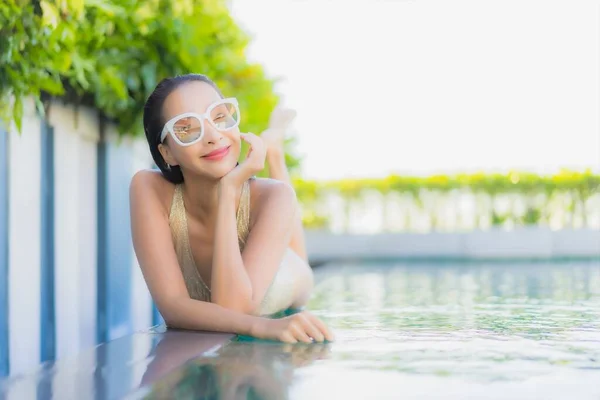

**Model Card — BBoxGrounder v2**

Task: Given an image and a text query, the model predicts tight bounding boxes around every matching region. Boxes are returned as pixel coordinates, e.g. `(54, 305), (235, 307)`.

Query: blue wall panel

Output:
(97, 137), (107, 344)
(152, 302), (164, 327)
(97, 130), (133, 343)
(107, 142), (133, 340)
(40, 122), (55, 363)
(0, 127), (9, 376)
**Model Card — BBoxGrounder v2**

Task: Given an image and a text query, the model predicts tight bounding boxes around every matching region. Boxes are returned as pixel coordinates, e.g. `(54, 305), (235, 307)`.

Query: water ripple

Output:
(308, 260), (600, 384)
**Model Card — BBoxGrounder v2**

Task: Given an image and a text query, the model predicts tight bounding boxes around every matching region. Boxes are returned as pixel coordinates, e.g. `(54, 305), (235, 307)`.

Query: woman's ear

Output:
(158, 143), (178, 166)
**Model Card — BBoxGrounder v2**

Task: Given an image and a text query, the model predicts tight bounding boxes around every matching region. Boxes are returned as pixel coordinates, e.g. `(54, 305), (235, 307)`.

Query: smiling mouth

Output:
(202, 146), (230, 160)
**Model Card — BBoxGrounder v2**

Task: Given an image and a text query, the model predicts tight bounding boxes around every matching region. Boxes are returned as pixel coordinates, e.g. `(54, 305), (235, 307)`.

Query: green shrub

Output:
(0, 0), (279, 138)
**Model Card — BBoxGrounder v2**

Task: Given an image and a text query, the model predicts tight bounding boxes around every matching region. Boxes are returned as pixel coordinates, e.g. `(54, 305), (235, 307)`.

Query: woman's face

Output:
(158, 81), (241, 180)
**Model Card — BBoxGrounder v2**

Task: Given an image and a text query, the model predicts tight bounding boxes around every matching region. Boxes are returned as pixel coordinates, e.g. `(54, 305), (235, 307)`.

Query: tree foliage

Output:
(0, 0), (279, 137)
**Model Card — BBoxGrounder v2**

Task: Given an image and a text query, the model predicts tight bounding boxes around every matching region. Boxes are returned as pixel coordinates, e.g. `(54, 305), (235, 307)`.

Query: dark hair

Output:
(143, 73), (224, 183)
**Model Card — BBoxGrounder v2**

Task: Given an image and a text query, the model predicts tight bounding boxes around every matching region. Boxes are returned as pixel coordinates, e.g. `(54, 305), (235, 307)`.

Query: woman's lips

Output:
(202, 146), (230, 161)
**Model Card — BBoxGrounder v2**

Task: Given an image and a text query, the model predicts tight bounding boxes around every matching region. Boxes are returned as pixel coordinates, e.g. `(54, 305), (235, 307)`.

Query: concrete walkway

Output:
(306, 228), (600, 265)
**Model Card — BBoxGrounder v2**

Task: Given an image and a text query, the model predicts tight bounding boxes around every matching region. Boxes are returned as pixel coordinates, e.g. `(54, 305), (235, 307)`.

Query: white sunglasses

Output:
(160, 97), (241, 146)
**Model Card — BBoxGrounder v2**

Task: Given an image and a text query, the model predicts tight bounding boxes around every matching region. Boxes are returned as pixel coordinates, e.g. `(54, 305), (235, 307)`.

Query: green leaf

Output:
(34, 96), (45, 119)
(0, 0), (280, 150)
(40, 1), (60, 28)
(140, 63), (156, 93)
(66, 0), (85, 18)
(13, 95), (23, 134)
(84, 0), (125, 16)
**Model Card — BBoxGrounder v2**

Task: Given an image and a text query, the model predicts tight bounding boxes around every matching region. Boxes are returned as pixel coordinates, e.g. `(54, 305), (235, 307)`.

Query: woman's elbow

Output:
(155, 297), (188, 329)
(213, 294), (260, 316)
(159, 307), (182, 329)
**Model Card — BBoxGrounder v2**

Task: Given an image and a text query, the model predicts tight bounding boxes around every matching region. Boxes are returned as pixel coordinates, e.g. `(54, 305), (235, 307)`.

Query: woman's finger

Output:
(306, 313), (335, 342)
(280, 331), (297, 344)
(299, 316), (325, 342)
(290, 323), (313, 344)
(243, 133), (265, 151)
(241, 132), (260, 145)
(241, 133), (266, 171)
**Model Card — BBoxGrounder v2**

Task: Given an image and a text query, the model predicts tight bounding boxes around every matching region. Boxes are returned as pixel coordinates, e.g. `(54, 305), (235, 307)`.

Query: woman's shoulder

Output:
(247, 177), (297, 220)
(248, 177), (296, 203)
(129, 169), (177, 213)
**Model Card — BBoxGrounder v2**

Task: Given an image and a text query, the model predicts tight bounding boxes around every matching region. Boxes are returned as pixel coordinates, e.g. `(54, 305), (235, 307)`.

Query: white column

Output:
(49, 102), (99, 359)
(50, 102), (81, 359)
(76, 108), (98, 350)
(8, 99), (42, 375)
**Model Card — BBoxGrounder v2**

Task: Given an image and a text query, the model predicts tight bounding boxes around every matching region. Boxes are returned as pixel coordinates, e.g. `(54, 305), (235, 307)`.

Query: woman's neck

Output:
(180, 174), (240, 226)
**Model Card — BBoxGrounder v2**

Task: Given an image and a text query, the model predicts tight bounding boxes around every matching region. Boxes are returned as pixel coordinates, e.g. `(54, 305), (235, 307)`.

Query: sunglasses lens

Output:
(210, 101), (239, 131)
(172, 115), (202, 144)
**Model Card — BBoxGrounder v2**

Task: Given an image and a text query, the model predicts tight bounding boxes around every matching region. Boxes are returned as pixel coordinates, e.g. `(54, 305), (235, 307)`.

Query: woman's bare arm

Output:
(130, 170), (332, 343)
(129, 170), (257, 333)
(210, 179), (297, 314)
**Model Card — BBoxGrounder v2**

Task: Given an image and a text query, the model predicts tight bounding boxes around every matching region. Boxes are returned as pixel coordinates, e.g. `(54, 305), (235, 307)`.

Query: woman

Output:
(130, 73), (333, 344)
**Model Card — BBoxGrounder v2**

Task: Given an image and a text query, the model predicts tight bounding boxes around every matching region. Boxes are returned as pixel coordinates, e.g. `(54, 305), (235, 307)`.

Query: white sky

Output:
(231, 0), (600, 180)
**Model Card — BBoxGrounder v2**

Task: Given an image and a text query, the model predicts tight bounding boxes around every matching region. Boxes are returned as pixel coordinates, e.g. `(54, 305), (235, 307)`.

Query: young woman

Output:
(130, 74), (333, 344)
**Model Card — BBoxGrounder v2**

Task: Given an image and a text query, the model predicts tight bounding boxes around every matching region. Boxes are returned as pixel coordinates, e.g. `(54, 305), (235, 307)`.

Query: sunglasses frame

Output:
(159, 97), (240, 146)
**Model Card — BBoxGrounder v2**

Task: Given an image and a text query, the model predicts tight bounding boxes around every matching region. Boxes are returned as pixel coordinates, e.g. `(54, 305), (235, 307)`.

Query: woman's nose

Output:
(203, 120), (223, 143)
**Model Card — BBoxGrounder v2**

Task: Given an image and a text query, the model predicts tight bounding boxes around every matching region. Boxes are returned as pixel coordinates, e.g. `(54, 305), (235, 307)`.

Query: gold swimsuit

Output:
(168, 179), (303, 316)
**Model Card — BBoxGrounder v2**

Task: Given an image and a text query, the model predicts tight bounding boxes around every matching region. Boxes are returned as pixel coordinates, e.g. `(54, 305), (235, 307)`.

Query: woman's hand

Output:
(220, 132), (266, 191)
(251, 311), (334, 344)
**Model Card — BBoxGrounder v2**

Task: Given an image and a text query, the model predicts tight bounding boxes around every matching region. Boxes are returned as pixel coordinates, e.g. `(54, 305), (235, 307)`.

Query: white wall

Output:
(76, 108), (99, 351)
(49, 104), (153, 356)
(8, 99), (41, 375)
(2, 100), (155, 377)
(49, 102), (99, 358)
(129, 138), (153, 332)
(76, 109), (99, 351)
(306, 228), (600, 262)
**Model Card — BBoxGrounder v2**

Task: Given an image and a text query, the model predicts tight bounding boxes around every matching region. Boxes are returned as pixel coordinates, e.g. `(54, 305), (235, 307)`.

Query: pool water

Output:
(137, 260), (600, 399)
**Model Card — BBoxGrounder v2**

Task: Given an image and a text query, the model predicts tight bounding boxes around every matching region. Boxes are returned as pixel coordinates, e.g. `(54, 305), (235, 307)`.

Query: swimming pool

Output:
(134, 259), (600, 399)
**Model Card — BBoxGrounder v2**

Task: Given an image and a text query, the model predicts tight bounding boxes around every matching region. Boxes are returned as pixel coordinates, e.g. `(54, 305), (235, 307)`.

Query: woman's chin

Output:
(199, 160), (239, 180)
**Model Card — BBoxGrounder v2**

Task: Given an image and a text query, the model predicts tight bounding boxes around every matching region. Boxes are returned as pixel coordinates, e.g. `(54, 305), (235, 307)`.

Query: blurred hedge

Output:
(293, 169), (600, 231)
(0, 0), (279, 139)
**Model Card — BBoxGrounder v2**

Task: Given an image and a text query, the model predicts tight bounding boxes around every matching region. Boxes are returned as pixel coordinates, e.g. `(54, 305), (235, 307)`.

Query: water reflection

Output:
(140, 330), (233, 387)
(4, 261), (598, 399)
(134, 331), (331, 400)
(309, 260), (600, 382)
